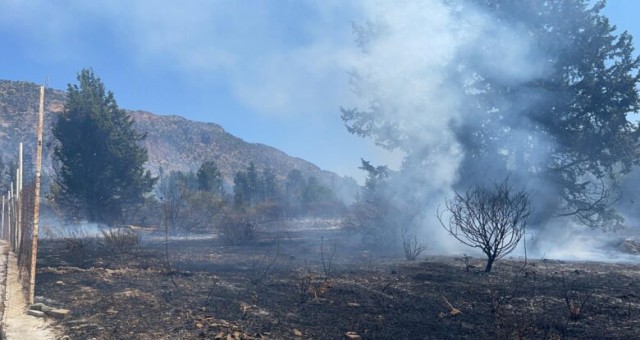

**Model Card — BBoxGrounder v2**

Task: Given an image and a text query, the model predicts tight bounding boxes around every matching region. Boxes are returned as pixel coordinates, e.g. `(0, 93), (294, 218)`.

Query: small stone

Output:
(28, 310), (45, 317)
(45, 308), (71, 319)
(293, 329), (302, 337)
(347, 302), (360, 307)
(30, 303), (45, 311)
(40, 305), (54, 312)
(195, 323), (204, 329)
(55, 280), (65, 285)
(345, 332), (361, 339)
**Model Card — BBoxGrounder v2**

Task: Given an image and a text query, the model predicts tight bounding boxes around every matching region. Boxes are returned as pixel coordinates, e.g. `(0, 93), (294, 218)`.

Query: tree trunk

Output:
(485, 257), (495, 272)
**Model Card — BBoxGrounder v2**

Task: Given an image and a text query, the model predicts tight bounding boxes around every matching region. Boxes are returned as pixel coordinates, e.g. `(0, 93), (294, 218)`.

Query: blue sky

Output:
(1, 1), (638, 182)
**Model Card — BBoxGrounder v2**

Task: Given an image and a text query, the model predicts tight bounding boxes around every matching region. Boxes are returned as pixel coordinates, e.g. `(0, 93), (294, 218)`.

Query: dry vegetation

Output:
(35, 221), (640, 339)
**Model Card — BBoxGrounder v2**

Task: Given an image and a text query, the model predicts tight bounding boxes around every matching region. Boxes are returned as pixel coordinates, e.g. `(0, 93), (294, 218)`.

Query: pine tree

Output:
(261, 167), (279, 202)
(342, 0), (640, 229)
(53, 69), (156, 223)
(197, 160), (224, 196)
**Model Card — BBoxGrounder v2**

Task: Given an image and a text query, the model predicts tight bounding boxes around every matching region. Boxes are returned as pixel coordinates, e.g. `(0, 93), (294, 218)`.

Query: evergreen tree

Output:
(232, 163), (264, 207)
(303, 176), (336, 207)
(53, 69), (156, 223)
(233, 170), (249, 207)
(346, 160), (405, 246)
(261, 167), (279, 202)
(246, 162), (260, 204)
(197, 160), (224, 196)
(342, 0), (640, 229)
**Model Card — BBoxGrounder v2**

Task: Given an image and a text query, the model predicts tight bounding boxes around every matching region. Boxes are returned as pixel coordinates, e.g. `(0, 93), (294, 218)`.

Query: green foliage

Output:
(232, 164), (341, 217)
(261, 167), (279, 202)
(302, 176), (344, 216)
(233, 170), (250, 207)
(158, 170), (196, 230)
(234, 163), (281, 208)
(52, 69), (156, 224)
(158, 169), (224, 232)
(197, 160), (224, 196)
(346, 160), (409, 247)
(342, 1), (640, 229)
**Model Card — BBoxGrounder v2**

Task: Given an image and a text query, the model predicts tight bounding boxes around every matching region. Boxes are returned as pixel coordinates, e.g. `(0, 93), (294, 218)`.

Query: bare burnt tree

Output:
(438, 179), (530, 272)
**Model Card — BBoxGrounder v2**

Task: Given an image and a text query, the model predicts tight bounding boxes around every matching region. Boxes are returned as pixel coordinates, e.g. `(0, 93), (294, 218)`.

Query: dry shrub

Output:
(98, 228), (141, 253)
(292, 267), (315, 303)
(252, 201), (284, 222)
(438, 178), (530, 272)
(50, 225), (97, 255)
(216, 209), (257, 246)
(402, 227), (428, 261)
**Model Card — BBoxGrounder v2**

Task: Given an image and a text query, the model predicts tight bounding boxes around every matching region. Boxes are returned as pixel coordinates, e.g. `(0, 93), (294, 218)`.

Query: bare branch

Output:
(438, 178), (530, 272)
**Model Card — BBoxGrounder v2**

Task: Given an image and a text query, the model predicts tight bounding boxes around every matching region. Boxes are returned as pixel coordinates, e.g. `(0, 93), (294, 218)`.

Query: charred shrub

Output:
(60, 228), (96, 254)
(561, 270), (595, 321)
(402, 226), (428, 261)
(98, 227), (141, 253)
(46, 225), (97, 265)
(292, 266), (315, 304)
(438, 178), (530, 272)
(216, 209), (257, 246)
(249, 240), (280, 286)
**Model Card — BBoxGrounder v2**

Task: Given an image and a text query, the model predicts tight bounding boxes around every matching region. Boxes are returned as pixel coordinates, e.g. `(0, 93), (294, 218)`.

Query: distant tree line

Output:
(44, 69), (346, 230)
(157, 161), (345, 229)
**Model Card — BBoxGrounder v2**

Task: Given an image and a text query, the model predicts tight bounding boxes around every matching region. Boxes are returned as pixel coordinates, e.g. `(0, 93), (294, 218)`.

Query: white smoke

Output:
(347, 0), (553, 254)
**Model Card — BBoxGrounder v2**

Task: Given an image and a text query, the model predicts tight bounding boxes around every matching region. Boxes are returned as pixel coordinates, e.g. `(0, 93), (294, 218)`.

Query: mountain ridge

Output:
(0, 79), (357, 199)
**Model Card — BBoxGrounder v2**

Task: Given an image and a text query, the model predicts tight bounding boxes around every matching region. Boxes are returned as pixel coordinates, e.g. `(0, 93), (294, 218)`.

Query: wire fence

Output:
(1, 85), (45, 305)
(1, 174), (37, 304)
(18, 182), (36, 298)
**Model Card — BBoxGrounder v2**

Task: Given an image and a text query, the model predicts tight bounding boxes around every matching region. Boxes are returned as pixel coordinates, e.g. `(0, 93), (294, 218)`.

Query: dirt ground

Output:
(0, 241), (59, 339)
(35, 220), (640, 339)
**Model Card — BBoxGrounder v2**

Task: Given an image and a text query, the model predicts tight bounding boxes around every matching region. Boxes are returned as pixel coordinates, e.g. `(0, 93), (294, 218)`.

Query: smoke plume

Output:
(347, 0), (638, 259)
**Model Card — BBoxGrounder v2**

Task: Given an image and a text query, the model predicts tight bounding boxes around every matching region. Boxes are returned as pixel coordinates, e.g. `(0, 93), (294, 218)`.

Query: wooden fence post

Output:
(29, 84), (45, 304)
(17, 143), (22, 252)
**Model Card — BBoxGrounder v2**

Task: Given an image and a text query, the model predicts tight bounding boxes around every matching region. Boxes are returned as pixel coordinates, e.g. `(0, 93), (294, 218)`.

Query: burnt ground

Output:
(35, 220), (640, 339)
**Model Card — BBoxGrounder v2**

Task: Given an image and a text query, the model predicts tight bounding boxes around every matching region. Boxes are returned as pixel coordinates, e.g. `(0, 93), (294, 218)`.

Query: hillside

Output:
(0, 80), (357, 199)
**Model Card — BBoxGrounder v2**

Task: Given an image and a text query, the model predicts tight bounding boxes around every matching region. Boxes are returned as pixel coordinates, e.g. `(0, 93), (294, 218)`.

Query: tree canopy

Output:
(341, 0), (640, 229)
(197, 160), (224, 196)
(53, 69), (156, 224)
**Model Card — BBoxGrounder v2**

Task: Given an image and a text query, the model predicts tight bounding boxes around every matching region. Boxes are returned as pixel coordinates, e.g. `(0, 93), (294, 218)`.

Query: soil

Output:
(0, 242), (60, 339)
(35, 220), (640, 339)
